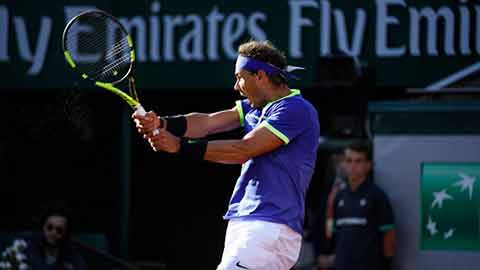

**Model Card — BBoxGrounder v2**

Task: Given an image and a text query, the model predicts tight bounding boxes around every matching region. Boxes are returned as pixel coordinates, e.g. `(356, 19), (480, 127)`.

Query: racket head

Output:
(62, 10), (134, 85)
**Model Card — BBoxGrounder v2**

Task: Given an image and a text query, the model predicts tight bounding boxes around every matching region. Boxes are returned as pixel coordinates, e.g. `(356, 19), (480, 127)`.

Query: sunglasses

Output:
(45, 224), (66, 236)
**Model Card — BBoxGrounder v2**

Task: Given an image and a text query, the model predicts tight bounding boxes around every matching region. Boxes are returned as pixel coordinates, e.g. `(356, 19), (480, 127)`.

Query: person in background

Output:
(24, 201), (87, 270)
(332, 141), (395, 270)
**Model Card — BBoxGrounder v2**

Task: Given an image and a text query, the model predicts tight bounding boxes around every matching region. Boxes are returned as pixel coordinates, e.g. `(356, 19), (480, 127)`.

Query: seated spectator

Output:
(1, 201), (87, 270)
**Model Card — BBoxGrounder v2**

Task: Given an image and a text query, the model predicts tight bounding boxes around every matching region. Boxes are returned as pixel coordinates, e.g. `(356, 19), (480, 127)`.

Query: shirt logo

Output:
(236, 261), (249, 269)
(338, 200), (344, 207)
(337, 217), (368, 226)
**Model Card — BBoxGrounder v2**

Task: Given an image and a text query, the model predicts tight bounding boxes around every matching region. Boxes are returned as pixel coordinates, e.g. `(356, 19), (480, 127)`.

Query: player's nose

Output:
(234, 79), (240, 92)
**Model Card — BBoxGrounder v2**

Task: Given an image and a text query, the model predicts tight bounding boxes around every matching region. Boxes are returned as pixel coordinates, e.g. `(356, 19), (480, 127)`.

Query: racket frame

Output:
(62, 9), (145, 114)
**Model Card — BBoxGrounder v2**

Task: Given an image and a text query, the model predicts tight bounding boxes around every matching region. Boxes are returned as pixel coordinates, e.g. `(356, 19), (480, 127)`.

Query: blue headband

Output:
(235, 55), (305, 80)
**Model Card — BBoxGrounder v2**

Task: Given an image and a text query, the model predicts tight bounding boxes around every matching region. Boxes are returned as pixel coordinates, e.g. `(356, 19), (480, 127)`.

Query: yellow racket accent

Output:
(64, 51), (76, 68)
(130, 50), (135, 62)
(95, 81), (139, 109)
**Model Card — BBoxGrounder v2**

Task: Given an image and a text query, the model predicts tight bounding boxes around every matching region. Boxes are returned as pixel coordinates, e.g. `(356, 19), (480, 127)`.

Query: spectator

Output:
(24, 201), (87, 270)
(332, 141), (396, 270)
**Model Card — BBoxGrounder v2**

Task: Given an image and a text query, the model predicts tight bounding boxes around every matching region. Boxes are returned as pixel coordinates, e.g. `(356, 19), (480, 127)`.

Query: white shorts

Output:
(216, 219), (302, 270)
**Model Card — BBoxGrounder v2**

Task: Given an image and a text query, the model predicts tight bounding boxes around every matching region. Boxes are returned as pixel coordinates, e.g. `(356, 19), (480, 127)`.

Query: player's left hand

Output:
(147, 129), (181, 153)
(132, 111), (160, 136)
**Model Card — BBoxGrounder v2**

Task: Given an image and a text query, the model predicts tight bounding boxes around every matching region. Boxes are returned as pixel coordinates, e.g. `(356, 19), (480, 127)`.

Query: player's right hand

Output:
(132, 110), (160, 136)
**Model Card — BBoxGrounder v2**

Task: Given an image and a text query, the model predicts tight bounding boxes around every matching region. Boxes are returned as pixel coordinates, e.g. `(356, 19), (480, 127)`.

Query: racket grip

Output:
(135, 104), (147, 116)
(135, 104), (159, 135)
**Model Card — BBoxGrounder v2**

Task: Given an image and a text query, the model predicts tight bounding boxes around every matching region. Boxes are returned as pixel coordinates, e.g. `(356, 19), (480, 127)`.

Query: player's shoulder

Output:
(239, 98), (251, 106)
(238, 98), (254, 111)
(270, 91), (316, 115)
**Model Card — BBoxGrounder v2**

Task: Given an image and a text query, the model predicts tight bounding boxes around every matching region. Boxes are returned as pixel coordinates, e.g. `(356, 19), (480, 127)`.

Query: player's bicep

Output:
(185, 106), (240, 137)
(206, 106), (241, 134)
(242, 125), (284, 157)
(203, 126), (282, 164)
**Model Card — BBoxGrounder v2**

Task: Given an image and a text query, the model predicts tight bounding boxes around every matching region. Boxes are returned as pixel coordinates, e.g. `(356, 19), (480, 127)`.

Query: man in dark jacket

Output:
(332, 141), (396, 270)
(24, 202), (87, 270)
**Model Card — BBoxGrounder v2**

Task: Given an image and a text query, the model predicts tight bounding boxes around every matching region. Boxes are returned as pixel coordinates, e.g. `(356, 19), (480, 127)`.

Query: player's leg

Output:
(270, 223), (302, 270)
(216, 219), (301, 270)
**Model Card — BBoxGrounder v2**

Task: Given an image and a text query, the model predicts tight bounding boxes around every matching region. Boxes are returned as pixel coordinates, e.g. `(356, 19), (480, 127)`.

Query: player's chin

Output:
(249, 98), (261, 108)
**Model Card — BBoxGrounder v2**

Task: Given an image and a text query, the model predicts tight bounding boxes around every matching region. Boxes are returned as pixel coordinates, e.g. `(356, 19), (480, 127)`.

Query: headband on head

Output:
(235, 55), (305, 81)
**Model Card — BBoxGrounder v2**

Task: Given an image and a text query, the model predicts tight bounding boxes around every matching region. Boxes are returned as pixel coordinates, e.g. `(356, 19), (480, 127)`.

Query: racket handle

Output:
(135, 104), (147, 116)
(135, 104), (159, 135)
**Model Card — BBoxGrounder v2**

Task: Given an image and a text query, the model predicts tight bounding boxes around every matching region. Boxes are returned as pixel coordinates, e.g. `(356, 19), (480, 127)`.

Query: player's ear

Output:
(256, 69), (267, 81)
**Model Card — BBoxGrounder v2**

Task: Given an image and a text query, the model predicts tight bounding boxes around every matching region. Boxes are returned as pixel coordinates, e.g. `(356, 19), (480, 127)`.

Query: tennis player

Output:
(133, 40), (320, 270)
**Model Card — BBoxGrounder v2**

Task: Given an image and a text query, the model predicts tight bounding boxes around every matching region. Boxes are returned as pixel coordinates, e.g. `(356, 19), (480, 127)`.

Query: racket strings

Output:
(91, 34), (130, 80)
(65, 27), (106, 52)
(64, 13), (132, 84)
(104, 40), (130, 60)
(65, 18), (114, 56)
(66, 33), (129, 70)
(94, 53), (131, 81)
(72, 15), (123, 49)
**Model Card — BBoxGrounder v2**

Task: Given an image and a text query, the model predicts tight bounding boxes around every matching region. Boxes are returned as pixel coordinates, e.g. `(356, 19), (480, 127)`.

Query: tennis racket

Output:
(62, 9), (149, 117)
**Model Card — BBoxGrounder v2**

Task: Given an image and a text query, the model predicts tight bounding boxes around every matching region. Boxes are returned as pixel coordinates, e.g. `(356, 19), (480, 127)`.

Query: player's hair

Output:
(238, 40), (288, 86)
(345, 140), (372, 161)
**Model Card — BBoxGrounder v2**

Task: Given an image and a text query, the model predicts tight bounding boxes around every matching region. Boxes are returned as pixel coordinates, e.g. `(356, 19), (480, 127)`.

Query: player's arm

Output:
(182, 107), (240, 138)
(133, 106), (241, 138)
(140, 98), (305, 162)
(377, 190), (396, 269)
(379, 202), (396, 259)
(383, 228), (396, 258)
(203, 125), (284, 164)
(145, 124), (283, 164)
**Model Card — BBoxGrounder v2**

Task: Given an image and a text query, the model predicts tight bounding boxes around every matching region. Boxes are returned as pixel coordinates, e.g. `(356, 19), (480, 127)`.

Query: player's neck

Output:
(265, 84), (291, 103)
(347, 176), (367, 191)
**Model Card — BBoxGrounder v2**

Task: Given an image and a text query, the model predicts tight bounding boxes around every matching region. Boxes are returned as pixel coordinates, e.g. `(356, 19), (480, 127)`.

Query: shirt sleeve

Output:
(260, 100), (309, 144)
(376, 189), (395, 232)
(235, 99), (251, 127)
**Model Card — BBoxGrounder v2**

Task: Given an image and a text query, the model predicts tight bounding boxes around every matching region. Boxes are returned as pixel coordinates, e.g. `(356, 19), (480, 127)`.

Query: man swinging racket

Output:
(133, 40), (320, 270)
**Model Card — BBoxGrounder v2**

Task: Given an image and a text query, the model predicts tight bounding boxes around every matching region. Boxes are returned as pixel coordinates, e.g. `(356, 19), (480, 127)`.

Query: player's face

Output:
(343, 149), (371, 181)
(43, 215), (68, 246)
(234, 70), (263, 108)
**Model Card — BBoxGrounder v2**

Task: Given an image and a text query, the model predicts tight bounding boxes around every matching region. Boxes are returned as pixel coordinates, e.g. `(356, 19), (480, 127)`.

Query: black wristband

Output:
(178, 138), (207, 160)
(164, 115), (187, 137)
(158, 117), (165, 129)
